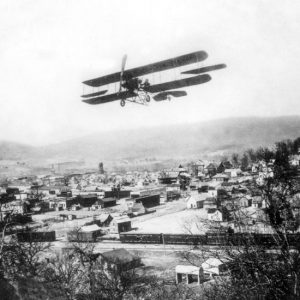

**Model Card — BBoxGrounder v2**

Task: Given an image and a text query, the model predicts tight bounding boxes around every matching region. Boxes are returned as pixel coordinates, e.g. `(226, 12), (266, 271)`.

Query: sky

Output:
(1, 0), (300, 146)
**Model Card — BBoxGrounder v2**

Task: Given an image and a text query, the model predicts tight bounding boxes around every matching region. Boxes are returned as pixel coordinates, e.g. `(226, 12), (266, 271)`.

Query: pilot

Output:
(142, 78), (150, 89)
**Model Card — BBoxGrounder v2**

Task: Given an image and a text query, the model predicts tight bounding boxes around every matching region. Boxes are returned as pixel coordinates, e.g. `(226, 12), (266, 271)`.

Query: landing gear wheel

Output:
(145, 94), (151, 102)
(120, 99), (126, 107)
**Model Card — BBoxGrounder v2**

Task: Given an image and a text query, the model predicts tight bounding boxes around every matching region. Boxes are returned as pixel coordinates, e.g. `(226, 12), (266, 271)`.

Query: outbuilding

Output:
(201, 258), (228, 277)
(186, 195), (203, 209)
(100, 197), (117, 208)
(111, 216), (132, 233)
(175, 265), (204, 285)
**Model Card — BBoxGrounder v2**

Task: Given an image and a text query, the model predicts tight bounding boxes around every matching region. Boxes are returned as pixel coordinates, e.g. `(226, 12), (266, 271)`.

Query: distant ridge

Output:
(1, 116), (300, 162)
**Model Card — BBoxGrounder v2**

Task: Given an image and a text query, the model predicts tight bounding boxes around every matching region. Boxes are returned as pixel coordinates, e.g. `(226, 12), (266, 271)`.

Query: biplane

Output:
(81, 51), (226, 107)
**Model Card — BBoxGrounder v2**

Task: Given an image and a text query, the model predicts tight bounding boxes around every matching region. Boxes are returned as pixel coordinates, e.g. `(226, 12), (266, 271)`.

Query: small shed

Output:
(201, 258), (228, 277)
(175, 265), (204, 285)
(100, 197), (117, 208)
(128, 202), (146, 217)
(111, 216), (132, 233)
(69, 224), (103, 242)
(98, 213), (113, 227)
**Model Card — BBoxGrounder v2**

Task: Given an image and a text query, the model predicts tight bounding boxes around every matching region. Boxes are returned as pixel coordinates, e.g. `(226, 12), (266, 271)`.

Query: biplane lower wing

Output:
(181, 64), (226, 75)
(144, 74), (211, 94)
(82, 91), (137, 105)
(153, 90), (187, 101)
(81, 90), (108, 98)
(83, 51), (208, 87)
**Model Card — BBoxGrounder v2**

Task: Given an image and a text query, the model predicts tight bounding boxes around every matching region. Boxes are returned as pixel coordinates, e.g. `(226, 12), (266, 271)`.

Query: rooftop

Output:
(101, 248), (138, 264)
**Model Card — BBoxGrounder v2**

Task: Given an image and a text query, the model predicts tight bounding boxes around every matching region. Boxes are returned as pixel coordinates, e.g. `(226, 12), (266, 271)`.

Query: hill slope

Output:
(0, 116), (299, 163)
(39, 116), (300, 161)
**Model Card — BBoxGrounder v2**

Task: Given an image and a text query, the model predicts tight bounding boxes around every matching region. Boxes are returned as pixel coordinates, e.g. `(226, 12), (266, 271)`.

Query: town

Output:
(1, 138), (300, 298)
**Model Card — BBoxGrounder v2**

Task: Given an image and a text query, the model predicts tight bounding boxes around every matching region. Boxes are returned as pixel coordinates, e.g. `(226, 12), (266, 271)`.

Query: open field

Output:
(133, 208), (209, 234)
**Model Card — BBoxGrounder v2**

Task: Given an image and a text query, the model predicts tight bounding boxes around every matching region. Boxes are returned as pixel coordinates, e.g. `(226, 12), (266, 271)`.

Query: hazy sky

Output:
(1, 0), (300, 146)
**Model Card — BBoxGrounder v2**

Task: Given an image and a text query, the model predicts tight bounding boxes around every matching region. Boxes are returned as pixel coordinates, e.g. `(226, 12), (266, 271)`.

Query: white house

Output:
(175, 265), (204, 285)
(201, 258), (228, 277)
(207, 209), (223, 222)
(15, 193), (28, 201)
(224, 169), (242, 178)
(207, 188), (217, 198)
(186, 195), (203, 209)
(212, 174), (229, 182)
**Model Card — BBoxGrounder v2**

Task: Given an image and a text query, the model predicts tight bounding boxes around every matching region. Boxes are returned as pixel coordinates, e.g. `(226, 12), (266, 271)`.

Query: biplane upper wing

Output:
(181, 64), (226, 75)
(83, 51), (208, 87)
(82, 91), (137, 105)
(144, 74), (211, 94)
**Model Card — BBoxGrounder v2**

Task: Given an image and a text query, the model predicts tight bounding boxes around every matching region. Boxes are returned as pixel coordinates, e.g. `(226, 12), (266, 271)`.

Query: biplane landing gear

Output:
(120, 99), (126, 107)
(145, 94), (151, 102)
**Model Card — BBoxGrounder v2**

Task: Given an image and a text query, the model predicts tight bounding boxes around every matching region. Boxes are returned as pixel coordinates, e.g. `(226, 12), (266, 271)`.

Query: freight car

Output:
(163, 234), (207, 245)
(17, 231), (56, 243)
(119, 232), (162, 244)
(67, 230), (102, 242)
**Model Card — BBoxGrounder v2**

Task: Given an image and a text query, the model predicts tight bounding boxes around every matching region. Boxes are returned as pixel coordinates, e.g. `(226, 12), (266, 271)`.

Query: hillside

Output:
(39, 116), (300, 161)
(1, 116), (300, 164)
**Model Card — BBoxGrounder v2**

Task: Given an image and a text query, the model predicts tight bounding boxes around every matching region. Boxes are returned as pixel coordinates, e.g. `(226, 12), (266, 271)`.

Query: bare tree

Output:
(44, 250), (88, 300)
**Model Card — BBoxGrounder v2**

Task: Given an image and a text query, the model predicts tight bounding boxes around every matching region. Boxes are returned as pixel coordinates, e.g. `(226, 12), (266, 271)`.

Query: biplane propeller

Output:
(81, 51), (226, 107)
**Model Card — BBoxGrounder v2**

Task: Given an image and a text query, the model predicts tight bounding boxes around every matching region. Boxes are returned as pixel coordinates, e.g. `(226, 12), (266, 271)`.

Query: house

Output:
(110, 216), (132, 233)
(217, 161), (233, 173)
(212, 174), (229, 182)
(99, 248), (141, 275)
(239, 196), (251, 207)
(166, 190), (181, 201)
(207, 209), (223, 222)
(128, 202), (146, 217)
(100, 197), (117, 208)
(205, 162), (218, 177)
(0, 200), (27, 218)
(15, 193), (28, 201)
(224, 169), (242, 178)
(186, 195), (203, 209)
(104, 189), (131, 199)
(158, 171), (179, 184)
(98, 213), (113, 227)
(203, 197), (217, 210)
(48, 198), (67, 210)
(252, 196), (263, 208)
(166, 183), (181, 192)
(290, 155), (300, 166)
(135, 194), (160, 208)
(39, 185), (65, 198)
(207, 187), (218, 198)
(201, 258), (228, 277)
(74, 194), (98, 207)
(189, 179), (200, 190)
(68, 224), (102, 242)
(130, 187), (166, 199)
(191, 160), (205, 177)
